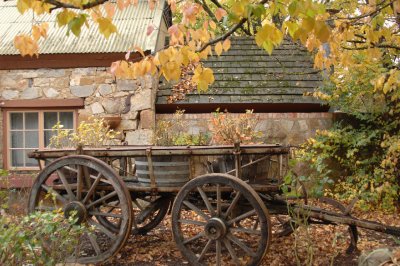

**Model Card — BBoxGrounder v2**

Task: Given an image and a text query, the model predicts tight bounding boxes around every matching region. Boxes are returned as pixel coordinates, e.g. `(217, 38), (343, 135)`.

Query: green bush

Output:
(293, 54), (400, 211)
(0, 211), (86, 266)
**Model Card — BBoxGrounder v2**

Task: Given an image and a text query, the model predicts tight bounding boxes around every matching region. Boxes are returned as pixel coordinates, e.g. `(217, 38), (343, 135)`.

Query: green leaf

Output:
(288, 0), (298, 16)
(67, 14), (88, 37)
(56, 9), (77, 27)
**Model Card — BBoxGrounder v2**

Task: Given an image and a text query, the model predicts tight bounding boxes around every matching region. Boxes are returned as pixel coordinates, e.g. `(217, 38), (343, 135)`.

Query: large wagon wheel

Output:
(172, 173), (271, 266)
(28, 155), (133, 264)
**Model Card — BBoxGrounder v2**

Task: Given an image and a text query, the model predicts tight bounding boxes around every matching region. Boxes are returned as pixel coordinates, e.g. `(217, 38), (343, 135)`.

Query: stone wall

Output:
(156, 112), (333, 145)
(0, 67), (157, 168)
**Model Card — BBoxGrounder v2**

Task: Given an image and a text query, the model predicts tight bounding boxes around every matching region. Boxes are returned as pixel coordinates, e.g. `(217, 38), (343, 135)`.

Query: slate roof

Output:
(0, 0), (169, 55)
(156, 37), (324, 106)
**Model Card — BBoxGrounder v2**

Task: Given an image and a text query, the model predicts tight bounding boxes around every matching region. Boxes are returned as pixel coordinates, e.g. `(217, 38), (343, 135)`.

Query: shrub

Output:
(50, 116), (121, 148)
(0, 211), (86, 265)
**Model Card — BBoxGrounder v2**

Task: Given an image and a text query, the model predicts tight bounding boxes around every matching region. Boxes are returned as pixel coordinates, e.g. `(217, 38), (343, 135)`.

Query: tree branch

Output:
(331, 0), (395, 22)
(209, 0), (223, 8)
(197, 0), (269, 53)
(43, 0), (109, 10)
(194, 0), (220, 25)
(196, 18), (246, 52)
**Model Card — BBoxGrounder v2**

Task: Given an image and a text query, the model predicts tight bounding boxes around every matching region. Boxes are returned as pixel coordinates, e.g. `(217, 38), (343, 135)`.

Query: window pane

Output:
(25, 112), (38, 129)
(25, 150), (37, 167)
(44, 130), (56, 147)
(11, 150), (24, 167)
(11, 131), (23, 148)
(25, 131), (39, 148)
(10, 113), (23, 129)
(60, 112), (74, 129)
(44, 112), (58, 129)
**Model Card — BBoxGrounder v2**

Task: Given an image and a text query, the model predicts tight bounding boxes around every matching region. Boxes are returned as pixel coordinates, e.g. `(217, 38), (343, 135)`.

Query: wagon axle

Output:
(64, 201), (87, 224)
(204, 217), (227, 240)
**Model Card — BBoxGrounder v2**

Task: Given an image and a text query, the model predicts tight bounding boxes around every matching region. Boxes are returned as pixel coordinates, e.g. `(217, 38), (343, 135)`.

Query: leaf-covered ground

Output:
(4, 191), (400, 265)
(104, 206), (400, 266)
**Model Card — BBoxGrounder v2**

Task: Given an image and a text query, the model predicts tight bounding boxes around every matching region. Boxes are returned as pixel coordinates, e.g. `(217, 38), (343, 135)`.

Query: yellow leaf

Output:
(222, 38), (231, 52)
(17, 0), (31, 14)
(315, 23), (330, 43)
(57, 9), (77, 27)
(231, 1), (246, 17)
(301, 17), (315, 32)
(192, 65), (214, 92)
(255, 23), (283, 55)
(14, 34), (39, 57)
(215, 42), (223, 56)
(163, 61), (181, 81)
(32, 1), (52, 15)
(97, 17), (117, 39)
(32, 25), (41, 41)
(199, 46), (211, 59)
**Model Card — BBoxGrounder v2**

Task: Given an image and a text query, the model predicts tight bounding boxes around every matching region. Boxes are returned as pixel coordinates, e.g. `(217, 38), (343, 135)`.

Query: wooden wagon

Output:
(28, 144), (400, 265)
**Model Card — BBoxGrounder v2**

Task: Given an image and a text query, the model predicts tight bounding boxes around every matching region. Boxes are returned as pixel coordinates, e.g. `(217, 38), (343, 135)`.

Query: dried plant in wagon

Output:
(49, 117), (121, 148)
(153, 109), (210, 146)
(209, 109), (263, 145)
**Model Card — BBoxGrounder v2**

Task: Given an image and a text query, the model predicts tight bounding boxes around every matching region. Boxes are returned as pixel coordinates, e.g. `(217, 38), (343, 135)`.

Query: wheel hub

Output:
(64, 201), (87, 224)
(204, 217), (227, 240)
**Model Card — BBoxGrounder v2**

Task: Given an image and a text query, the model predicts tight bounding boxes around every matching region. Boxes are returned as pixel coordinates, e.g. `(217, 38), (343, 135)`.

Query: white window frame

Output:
(5, 109), (77, 170)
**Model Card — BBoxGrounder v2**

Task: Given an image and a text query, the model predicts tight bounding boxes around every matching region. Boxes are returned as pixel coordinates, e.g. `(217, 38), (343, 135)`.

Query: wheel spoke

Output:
(82, 173), (102, 204)
(216, 239), (222, 266)
(227, 209), (256, 226)
(230, 227), (261, 235)
(178, 219), (207, 226)
(198, 239), (213, 262)
(88, 219), (117, 240)
(87, 233), (101, 256)
(183, 231), (205, 245)
(217, 184), (221, 216)
(252, 219), (259, 230)
(82, 165), (92, 190)
(183, 200), (210, 221)
(89, 211), (123, 218)
(133, 199), (144, 211)
(86, 191), (118, 209)
(56, 170), (76, 201)
(226, 233), (257, 257)
(223, 238), (241, 265)
(41, 184), (68, 204)
(77, 165), (83, 200)
(197, 187), (215, 216)
(224, 191), (242, 219)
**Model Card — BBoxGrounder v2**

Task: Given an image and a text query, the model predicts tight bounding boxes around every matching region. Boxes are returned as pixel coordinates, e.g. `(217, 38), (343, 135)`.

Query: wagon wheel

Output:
(172, 173), (271, 266)
(131, 195), (171, 235)
(97, 194), (171, 235)
(28, 155), (133, 264)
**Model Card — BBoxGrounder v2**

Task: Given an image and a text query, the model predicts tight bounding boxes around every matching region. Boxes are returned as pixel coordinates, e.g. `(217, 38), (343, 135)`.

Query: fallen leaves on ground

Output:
(104, 202), (400, 266)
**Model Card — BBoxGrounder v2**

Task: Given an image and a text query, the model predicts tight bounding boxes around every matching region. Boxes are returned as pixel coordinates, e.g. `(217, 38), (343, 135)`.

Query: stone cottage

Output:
(0, 0), (171, 186)
(0, 0), (334, 188)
